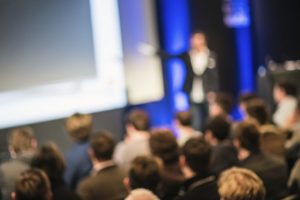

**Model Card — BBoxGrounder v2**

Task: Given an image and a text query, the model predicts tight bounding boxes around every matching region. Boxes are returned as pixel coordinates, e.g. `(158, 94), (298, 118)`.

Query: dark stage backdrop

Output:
(188, 0), (238, 95)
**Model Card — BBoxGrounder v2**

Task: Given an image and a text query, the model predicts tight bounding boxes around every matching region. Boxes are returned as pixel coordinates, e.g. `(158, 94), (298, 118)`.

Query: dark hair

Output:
(129, 156), (161, 193)
(31, 143), (65, 187)
(65, 113), (92, 142)
(126, 109), (150, 131)
(175, 111), (192, 126)
(15, 169), (51, 200)
(215, 93), (233, 114)
(205, 116), (231, 141)
(276, 80), (298, 97)
(90, 131), (115, 161)
(149, 129), (179, 165)
(182, 138), (212, 173)
(245, 99), (269, 125)
(239, 93), (258, 104)
(234, 121), (261, 153)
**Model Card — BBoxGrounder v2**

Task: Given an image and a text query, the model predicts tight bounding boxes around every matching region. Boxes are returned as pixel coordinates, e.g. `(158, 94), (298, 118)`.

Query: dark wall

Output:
(188, 0), (238, 95)
(251, 0), (300, 65)
(0, 108), (125, 163)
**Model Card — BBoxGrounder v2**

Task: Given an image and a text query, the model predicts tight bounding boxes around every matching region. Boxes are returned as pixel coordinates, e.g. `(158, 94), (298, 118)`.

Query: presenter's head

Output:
(190, 31), (207, 51)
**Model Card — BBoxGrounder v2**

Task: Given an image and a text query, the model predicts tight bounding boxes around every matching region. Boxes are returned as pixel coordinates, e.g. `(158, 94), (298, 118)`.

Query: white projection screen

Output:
(0, 0), (164, 129)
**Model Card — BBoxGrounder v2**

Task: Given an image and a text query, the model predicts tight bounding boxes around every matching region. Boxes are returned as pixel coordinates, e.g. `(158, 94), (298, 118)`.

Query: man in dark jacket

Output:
(176, 138), (219, 200)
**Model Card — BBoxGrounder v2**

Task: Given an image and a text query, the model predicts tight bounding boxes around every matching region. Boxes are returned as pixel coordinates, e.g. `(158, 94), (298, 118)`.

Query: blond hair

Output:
(9, 127), (36, 154)
(125, 189), (160, 200)
(218, 167), (265, 200)
(65, 113), (92, 141)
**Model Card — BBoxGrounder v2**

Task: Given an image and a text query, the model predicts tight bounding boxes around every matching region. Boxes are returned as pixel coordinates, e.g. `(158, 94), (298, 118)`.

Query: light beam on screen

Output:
(0, 0), (126, 129)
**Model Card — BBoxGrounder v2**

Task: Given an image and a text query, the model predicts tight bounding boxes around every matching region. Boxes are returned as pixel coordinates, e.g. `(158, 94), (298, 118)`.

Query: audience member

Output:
(64, 113), (93, 190)
(239, 93), (259, 119)
(204, 116), (239, 174)
(125, 189), (160, 200)
(233, 121), (288, 199)
(149, 129), (185, 199)
(124, 156), (162, 195)
(176, 138), (219, 200)
(245, 98), (270, 126)
(209, 93), (233, 119)
(174, 112), (200, 146)
(285, 99), (300, 149)
(77, 132), (127, 200)
(114, 109), (151, 167)
(31, 142), (80, 200)
(218, 167), (266, 200)
(273, 80), (298, 128)
(0, 127), (37, 200)
(12, 169), (52, 200)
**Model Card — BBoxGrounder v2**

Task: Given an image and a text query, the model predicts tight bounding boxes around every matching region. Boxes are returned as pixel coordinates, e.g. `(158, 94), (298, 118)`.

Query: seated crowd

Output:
(1, 79), (300, 200)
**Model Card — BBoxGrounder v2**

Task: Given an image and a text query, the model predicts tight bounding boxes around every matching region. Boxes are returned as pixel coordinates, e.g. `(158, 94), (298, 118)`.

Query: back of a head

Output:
(125, 189), (160, 200)
(175, 111), (192, 127)
(218, 167), (265, 200)
(14, 169), (51, 200)
(215, 93), (233, 115)
(65, 113), (92, 142)
(149, 129), (179, 165)
(239, 93), (259, 105)
(275, 79), (298, 97)
(182, 138), (212, 174)
(126, 109), (150, 131)
(90, 131), (116, 161)
(234, 121), (261, 153)
(9, 127), (36, 154)
(129, 156), (161, 193)
(205, 115), (231, 141)
(245, 98), (269, 125)
(31, 142), (66, 186)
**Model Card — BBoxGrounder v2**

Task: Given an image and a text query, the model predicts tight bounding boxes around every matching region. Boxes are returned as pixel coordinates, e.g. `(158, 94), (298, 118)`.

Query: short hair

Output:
(182, 138), (212, 173)
(9, 127), (36, 154)
(215, 93), (233, 114)
(65, 113), (92, 142)
(234, 121), (261, 153)
(149, 129), (179, 165)
(90, 131), (115, 161)
(205, 116), (231, 141)
(245, 98), (269, 125)
(275, 79), (298, 97)
(175, 111), (192, 126)
(14, 169), (51, 200)
(125, 189), (159, 200)
(126, 109), (150, 131)
(239, 93), (259, 105)
(128, 156), (161, 193)
(31, 142), (65, 186)
(218, 167), (266, 200)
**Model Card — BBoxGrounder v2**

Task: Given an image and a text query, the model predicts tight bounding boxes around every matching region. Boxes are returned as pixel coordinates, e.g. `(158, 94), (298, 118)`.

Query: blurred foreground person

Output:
(125, 189), (160, 200)
(0, 127), (37, 200)
(12, 169), (52, 200)
(218, 167), (266, 200)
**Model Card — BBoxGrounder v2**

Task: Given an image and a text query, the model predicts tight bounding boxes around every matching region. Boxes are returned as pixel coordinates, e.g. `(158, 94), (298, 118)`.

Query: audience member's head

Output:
(126, 109), (150, 133)
(65, 113), (92, 142)
(8, 127), (37, 157)
(149, 129), (179, 165)
(233, 121), (261, 157)
(273, 80), (298, 103)
(175, 111), (192, 127)
(180, 138), (212, 175)
(125, 189), (160, 200)
(31, 142), (66, 186)
(89, 131), (116, 163)
(239, 93), (259, 115)
(245, 98), (270, 125)
(204, 116), (231, 146)
(209, 93), (233, 117)
(126, 156), (161, 193)
(218, 167), (266, 200)
(12, 169), (52, 200)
